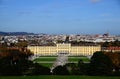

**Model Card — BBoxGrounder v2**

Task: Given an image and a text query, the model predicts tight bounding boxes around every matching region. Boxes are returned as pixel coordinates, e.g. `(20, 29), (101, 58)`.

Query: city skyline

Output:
(0, 0), (120, 34)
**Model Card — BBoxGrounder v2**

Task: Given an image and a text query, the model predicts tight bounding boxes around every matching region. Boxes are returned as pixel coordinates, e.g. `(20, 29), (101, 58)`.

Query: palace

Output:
(27, 43), (101, 56)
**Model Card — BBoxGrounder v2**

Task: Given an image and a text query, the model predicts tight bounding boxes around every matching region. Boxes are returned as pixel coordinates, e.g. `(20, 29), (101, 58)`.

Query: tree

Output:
(52, 65), (69, 75)
(102, 41), (110, 47)
(30, 63), (50, 75)
(89, 51), (113, 76)
(113, 40), (120, 46)
(105, 52), (120, 72)
(0, 47), (33, 75)
(65, 63), (80, 75)
(16, 41), (28, 47)
(0, 46), (52, 76)
(78, 59), (90, 75)
(65, 36), (69, 43)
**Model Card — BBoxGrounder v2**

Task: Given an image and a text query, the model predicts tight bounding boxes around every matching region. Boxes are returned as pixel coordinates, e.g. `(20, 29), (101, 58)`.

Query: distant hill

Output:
(0, 31), (35, 36)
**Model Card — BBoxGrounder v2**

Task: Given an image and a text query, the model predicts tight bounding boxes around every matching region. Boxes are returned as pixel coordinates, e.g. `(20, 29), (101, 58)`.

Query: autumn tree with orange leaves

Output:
(105, 52), (120, 71)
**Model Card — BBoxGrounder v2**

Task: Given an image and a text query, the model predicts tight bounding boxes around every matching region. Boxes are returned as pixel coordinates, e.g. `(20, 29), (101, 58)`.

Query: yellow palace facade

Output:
(27, 43), (101, 56)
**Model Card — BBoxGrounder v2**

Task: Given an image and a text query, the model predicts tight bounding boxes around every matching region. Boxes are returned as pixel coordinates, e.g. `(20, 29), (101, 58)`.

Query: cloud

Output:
(90, 0), (101, 3)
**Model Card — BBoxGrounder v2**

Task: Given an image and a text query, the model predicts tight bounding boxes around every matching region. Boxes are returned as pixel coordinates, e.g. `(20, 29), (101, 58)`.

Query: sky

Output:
(0, 0), (120, 34)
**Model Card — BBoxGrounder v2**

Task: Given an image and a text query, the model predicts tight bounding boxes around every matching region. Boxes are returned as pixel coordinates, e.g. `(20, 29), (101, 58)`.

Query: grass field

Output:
(68, 57), (90, 62)
(33, 57), (56, 67)
(0, 75), (119, 79)
(33, 56), (90, 68)
(33, 57), (56, 62)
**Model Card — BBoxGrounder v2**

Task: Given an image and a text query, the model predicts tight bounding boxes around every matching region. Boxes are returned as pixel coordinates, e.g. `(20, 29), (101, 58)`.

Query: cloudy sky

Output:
(0, 0), (120, 34)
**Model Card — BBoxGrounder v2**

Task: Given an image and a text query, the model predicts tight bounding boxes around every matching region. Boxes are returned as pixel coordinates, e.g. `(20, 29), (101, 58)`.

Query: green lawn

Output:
(68, 57), (90, 62)
(33, 58), (56, 62)
(33, 56), (90, 68)
(0, 76), (119, 79)
(34, 56), (89, 62)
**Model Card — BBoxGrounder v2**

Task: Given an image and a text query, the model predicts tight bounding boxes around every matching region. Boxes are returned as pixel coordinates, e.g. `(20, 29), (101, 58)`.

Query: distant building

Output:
(115, 36), (120, 41)
(27, 43), (101, 56)
(102, 46), (120, 52)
